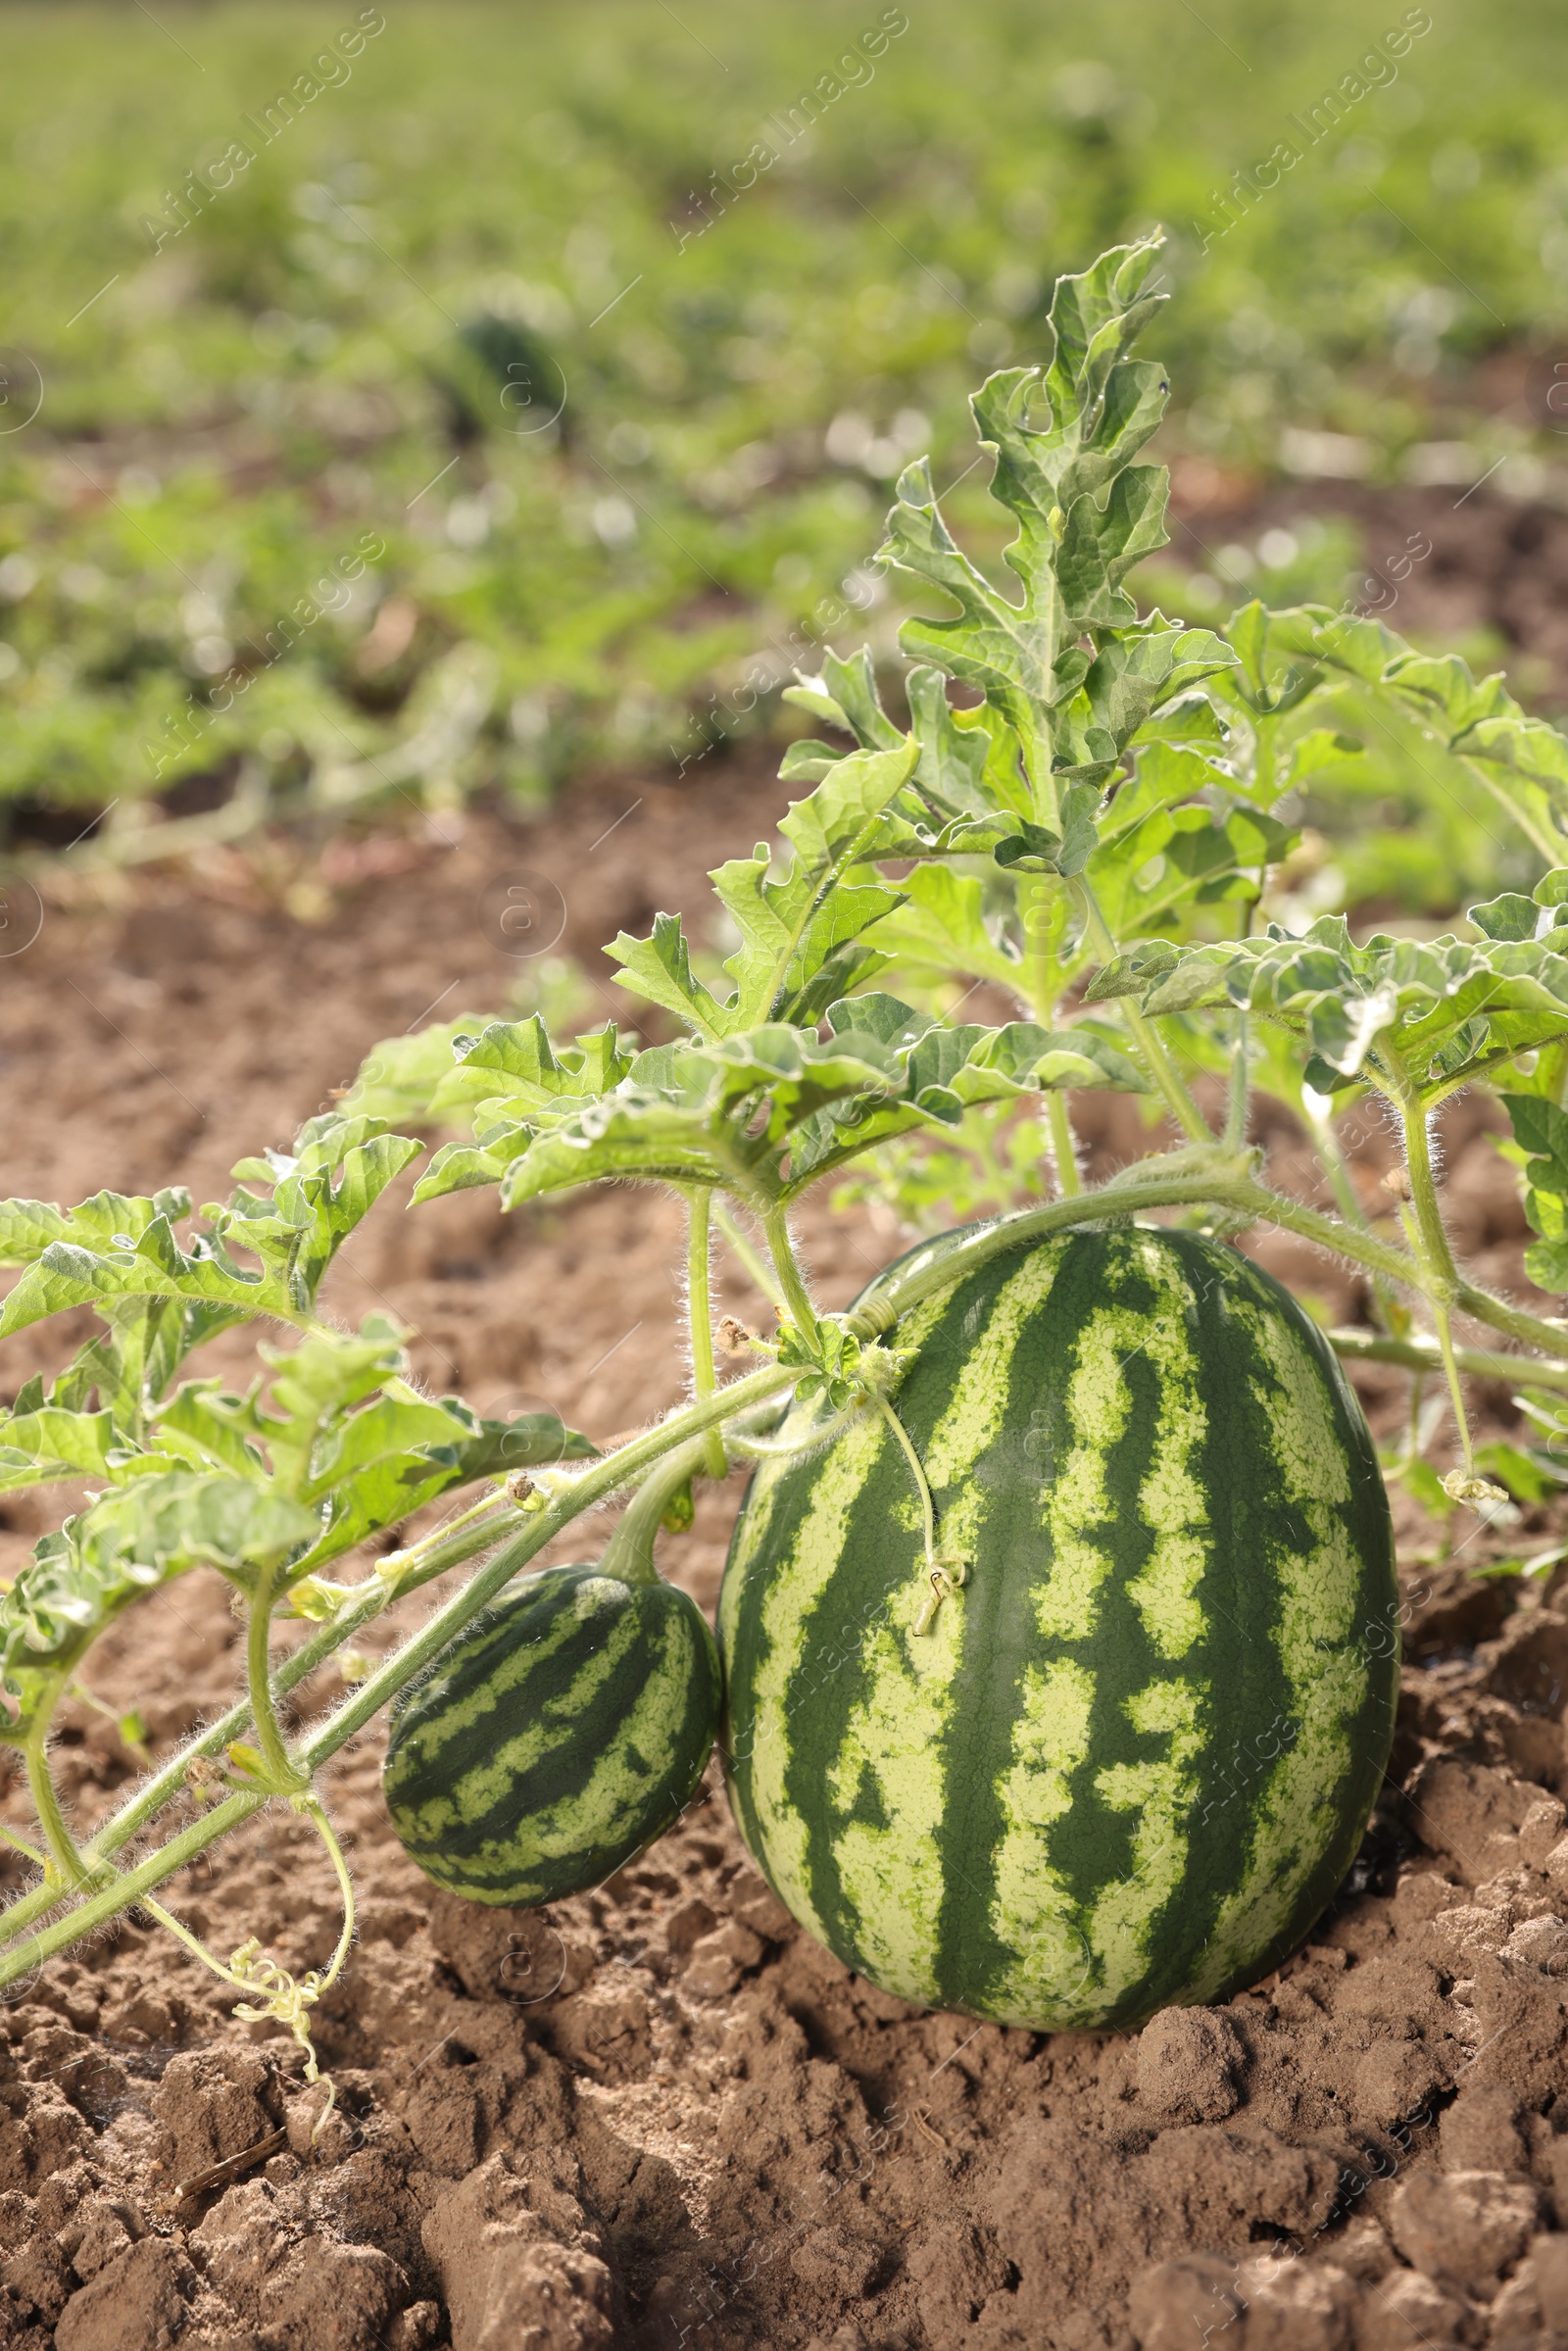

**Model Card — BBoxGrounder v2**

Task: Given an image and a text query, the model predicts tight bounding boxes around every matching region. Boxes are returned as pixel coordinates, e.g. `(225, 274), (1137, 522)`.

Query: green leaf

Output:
(1525, 1232), (1568, 1294)
(1067, 623), (1239, 767)
(1469, 894), (1542, 945)
(779, 739), (846, 784)
(1082, 938), (1184, 1004)
(336, 1016), (495, 1125)
(1090, 918), (1568, 1100)
(493, 1026), (905, 1205)
(426, 1019), (636, 1129)
(52, 1298), (203, 1438)
(781, 650), (904, 753)
(0, 1188), (190, 1268)
(0, 1215), (285, 1342)
(0, 1473), (318, 1738)
(1498, 1094), (1568, 1190)
(811, 649), (905, 752)
(431, 1408), (597, 1484)
(1261, 603), (1568, 857)
(994, 787), (1103, 879)
(609, 740), (917, 1039)
(864, 862), (1021, 991)
(1029, 1026), (1151, 1092)
(872, 237), (1173, 793)
(1054, 464), (1169, 624)
(1474, 1440), (1561, 1504)
(786, 998), (1148, 1185)
(148, 1318), (593, 1576)
(220, 1118), (425, 1311)
(0, 1404), (121, 1494)
(905, 665), (999, 816)
(0, 1117), (424, 1342)
(878, 452), (1056, 787)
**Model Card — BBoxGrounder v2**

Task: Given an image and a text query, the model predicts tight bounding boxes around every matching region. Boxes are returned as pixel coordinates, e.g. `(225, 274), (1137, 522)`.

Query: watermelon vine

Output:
(7, 232), (1568, 2036)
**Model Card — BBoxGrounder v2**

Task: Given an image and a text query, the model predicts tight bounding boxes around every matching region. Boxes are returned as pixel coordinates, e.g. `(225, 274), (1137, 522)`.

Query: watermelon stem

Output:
(1329, 1327), (1568, 1396)
(1224, 1011), (1251, 1151)
(22, 1674), (93, 1892)
(246, 1557), (310, 1798)
(600, 1436), (714, 1588)
(712, 1201), (788, 1314)
(1396, 1092), (1460, 1300)
(873, 1396), (965, 1635)
(1430, 1300), (1475, 1475)
(731, 1396), (872, 1459)
(1073, 875), (1212, 1146)
(762, 1203), (820, 1343)
(1045, 1092), (1082, 1197)
(1391, 1088), (1501, 1494)
(683, 1189), (729, 1483)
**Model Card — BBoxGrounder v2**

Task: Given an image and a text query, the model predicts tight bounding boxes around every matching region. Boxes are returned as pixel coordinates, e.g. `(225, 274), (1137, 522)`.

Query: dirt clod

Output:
(1134, 2006), (1246, 2123)
(1128, 2253), (1245, 2350)
(54, 2238), (196, 2351)
(1387, 2170), (1542, 2294)
(421, 2150), (615, 2350)
(1355, 2267), (1474, 2350)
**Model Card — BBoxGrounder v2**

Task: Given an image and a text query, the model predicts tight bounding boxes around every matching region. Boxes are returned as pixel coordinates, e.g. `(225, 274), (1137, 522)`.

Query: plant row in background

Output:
(2, 0), (1568, 906)
(7, 240), (1568, 2063)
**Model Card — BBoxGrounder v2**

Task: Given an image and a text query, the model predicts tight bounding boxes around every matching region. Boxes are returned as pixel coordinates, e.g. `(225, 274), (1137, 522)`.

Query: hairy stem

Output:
(599, 1437), (713, 1587)
(1073, 876), (1213, 1145)
(0, 1821), (47, 1871)
(762, 1203), (819, 1342)
(1328, 1328), (1568, 1393)
(1431, 1302), (1476, 1473)
(713, 1201), (788, 1313)
(876, 1398), (938, 1569)
(305, 1799), (356, 1993)
(1300, 1098), (1406, 1335)
(1398, 1088), (1460, 1301)
(141, 1895), (259, 1993)
(1451, 1280), (1568, 1357)
(1046, 1093), (1081, 1197)
(1224, 1013), (1250, 1151)
(1123, 1003), (1213, 1146)
(246, 1561), (305, 1793)
(24, 1683), (88, 1887)
(1396, 1081), (1480, 1467)
(685, 1190), (728, 1481)
(0, 1789), (268, 1987)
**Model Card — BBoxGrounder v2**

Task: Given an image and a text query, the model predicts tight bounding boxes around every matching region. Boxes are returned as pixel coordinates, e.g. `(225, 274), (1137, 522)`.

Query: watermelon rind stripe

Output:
(386, 1565), (721, 1906)
(718, 1225), (1397, 2032)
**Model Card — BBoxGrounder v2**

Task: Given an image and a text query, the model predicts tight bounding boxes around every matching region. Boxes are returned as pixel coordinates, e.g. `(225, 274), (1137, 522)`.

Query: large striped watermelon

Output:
(384, 1563), (721, 1905)
(719, 1225), (1397, 2030)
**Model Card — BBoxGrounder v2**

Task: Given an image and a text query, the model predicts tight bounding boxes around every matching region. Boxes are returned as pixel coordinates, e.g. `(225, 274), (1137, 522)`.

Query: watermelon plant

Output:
(8, 235), (1568, 2054)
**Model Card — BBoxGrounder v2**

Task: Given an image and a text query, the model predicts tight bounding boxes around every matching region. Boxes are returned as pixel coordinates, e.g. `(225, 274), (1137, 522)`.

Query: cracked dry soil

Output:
(2, 760), (1568, 2350)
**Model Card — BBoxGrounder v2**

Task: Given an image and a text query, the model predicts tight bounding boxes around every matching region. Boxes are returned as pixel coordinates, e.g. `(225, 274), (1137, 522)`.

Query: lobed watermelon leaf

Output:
(412, 992), (1150, 1212)
(0, 1115), (424, 1343)
(608, 740), (918, 1042)
(1087, 901), (1568, 1103)
(0, 1472), (319, 1740)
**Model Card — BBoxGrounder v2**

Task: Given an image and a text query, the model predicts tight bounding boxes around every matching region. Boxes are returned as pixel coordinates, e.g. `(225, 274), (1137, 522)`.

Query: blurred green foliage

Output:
(1, 0), (1567, 901)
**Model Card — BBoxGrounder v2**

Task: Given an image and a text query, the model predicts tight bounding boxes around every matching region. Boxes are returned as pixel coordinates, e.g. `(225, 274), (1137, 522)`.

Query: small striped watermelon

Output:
(384, 1563), (721, 1905)
(719, 1225), (1397, 2031)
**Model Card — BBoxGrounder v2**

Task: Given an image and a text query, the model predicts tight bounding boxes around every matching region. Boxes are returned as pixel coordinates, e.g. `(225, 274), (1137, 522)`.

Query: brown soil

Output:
(2, 765), (1568, 2351)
